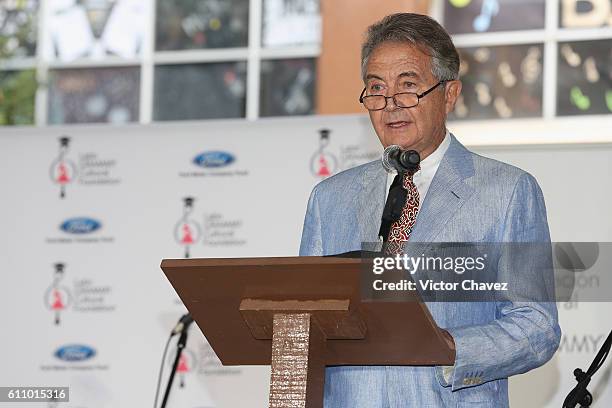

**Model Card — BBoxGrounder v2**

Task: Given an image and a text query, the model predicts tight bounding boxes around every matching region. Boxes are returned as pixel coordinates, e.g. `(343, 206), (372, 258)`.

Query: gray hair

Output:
(361, 13), (460, 82)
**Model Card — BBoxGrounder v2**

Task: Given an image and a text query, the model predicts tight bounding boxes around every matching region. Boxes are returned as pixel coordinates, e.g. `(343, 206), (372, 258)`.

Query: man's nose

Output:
(384, 94), (399, 111)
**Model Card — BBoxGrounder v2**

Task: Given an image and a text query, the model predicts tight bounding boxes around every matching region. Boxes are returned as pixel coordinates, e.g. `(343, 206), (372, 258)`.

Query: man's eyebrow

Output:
(398, 71), (419, 79)
(365, 74), (384, 81)
(365, 72), (420, 82)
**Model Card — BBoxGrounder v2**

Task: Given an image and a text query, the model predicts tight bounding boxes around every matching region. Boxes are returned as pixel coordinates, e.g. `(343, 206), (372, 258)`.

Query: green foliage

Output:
(0, 70), (36, 125)
(0, 2), (38, 125)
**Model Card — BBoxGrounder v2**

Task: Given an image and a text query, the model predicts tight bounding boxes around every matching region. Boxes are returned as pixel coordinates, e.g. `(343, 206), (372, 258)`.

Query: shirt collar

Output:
(418, 129), (451, 176)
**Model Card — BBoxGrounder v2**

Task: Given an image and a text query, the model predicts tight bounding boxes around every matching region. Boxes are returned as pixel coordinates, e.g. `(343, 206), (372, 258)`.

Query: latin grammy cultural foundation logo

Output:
(311, 128), (380, 173)
(44, 263), (72, 325)
(197, 339), (239, 375)
(164, 335), (240, 387)
(50, 136), (77, 199)
(43, 262), (116, 323)
(175, 197), (202, 258)
(339, 144), (380, 171)
(167, 346), (197, 389)
(49, 135), (121, 198)
(310, 129), (337, 178)
(202, 213), (246, 246)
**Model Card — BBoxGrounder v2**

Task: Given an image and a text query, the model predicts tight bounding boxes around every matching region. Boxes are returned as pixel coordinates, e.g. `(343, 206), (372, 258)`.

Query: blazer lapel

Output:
(357, 161), (387, 245)
(410, 134), (475, 243)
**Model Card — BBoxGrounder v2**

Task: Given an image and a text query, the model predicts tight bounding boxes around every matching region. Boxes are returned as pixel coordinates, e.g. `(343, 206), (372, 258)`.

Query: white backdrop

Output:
(0, 114), (610, 407)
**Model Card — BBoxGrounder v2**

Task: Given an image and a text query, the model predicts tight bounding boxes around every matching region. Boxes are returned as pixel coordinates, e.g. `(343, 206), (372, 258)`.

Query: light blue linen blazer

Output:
(299, 134), (561, 407)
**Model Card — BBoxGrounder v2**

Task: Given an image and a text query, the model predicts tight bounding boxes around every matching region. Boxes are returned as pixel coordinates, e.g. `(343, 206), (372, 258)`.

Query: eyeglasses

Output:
(359, 81), (446, 111)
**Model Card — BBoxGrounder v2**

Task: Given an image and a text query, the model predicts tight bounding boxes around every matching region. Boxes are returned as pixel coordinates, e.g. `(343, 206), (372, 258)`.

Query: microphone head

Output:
(381, 145), (400, 173)
(398, 150), (420, 171)
(172, 313), (194, 335)
(182, 314), (194, 326)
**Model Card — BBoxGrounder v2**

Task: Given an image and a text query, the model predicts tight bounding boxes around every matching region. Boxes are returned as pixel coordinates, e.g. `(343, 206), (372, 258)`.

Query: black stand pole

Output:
(160, 329), (189, 408)
(563, 329), (612, 408)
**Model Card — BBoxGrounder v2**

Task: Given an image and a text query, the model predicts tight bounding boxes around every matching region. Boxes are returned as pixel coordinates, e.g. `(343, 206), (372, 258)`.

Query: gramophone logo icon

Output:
(44, 263), (72, 325)
(174, 197), (202, 258)
(310, 129), (337, 179)
(50, 136), (77, 199)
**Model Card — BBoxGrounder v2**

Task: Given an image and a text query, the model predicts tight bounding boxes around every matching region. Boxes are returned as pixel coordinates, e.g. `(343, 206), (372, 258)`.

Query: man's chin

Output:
(381, 135), (419, 150)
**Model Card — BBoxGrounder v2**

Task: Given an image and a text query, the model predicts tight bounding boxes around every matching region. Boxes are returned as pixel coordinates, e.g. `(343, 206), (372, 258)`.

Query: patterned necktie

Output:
(386, 169), (420, 255)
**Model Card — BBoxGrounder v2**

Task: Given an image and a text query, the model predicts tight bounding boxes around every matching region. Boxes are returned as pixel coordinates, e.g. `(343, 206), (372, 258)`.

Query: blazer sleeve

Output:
(299, 185), (324, 256)
(437, 172), (561, 391)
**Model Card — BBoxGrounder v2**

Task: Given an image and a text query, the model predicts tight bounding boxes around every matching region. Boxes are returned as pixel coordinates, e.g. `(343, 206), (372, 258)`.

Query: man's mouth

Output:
(386, 121), (412, 128)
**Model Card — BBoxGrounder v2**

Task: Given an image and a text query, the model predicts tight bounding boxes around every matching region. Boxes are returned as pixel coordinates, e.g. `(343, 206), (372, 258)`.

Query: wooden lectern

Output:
(161, 256), (454, 408)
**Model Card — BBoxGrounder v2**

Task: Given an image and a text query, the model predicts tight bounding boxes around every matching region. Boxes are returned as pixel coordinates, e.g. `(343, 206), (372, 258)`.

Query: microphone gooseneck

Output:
(159, 313), (195, 408)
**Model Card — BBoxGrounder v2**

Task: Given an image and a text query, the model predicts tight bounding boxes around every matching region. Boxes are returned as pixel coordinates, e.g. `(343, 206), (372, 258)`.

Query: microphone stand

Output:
(563, 329), (612, 408)
(160, 328), (190, 408)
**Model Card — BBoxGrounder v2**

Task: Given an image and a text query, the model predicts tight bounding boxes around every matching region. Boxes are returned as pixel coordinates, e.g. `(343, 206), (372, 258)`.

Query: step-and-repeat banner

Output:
(0, 114), (610, 407)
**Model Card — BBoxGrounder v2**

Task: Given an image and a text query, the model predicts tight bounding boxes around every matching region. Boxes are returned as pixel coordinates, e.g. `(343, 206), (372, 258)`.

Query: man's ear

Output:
(444, 80), (462, 115)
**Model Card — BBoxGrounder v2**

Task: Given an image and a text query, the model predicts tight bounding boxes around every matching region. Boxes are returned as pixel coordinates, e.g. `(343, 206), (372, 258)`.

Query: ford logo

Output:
(60, 217), (102, 234)
(54, 345), (96, 362)
(193, 151), (235, 168)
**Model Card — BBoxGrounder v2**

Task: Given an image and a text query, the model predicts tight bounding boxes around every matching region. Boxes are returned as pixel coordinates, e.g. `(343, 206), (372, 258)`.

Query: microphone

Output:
(160, 313), (195, 408)
(562, 329), (612, 408)
(382, 145), (420, 174)
(171, 313), (194, 336)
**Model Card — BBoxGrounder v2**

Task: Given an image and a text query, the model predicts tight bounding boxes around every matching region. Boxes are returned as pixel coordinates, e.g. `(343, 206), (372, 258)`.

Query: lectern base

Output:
(269, 313), (325, 408)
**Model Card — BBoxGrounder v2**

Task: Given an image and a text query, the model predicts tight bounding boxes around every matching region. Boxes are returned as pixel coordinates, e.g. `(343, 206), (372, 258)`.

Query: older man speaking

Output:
(299, 13), (560, 408)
